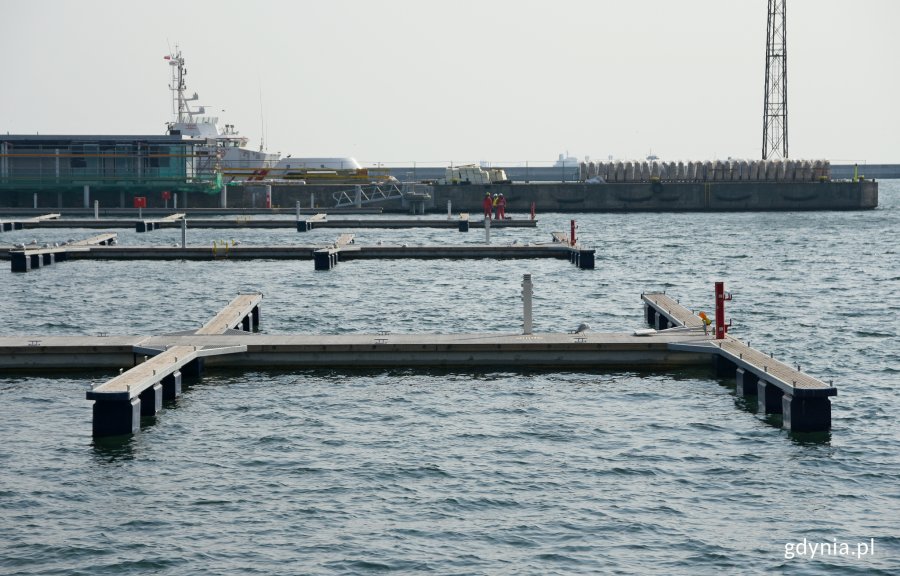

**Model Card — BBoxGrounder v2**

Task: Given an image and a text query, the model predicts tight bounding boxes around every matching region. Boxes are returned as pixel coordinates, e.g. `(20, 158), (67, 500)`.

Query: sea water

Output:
(1, 182), (898, 574)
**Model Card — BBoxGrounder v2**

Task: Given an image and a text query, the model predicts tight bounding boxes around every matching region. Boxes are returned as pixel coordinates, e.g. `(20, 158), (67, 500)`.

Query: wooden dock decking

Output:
(195, 293), (263, 335)
(84, 344), (246, 401)
(66, 233), (118, 247)
(1, 213), (60, 232)
(0, 288), (836, 436)
(642, 292), (705, 329)
(642, 291), (836, 432)
(5, 239), (596, 271)
(7, 233), (118, 272)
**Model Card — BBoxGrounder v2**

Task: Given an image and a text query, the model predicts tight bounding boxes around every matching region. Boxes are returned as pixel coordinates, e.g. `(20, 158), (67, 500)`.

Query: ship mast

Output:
(166, 46), (199, 124)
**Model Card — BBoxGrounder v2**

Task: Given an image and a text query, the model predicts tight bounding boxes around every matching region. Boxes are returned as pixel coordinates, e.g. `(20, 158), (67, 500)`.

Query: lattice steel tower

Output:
(762, 0), (788, 159)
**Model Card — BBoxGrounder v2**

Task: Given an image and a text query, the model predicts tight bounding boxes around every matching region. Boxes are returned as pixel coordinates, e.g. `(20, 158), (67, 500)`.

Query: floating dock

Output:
(642, 291), (835, 432)
(0, 212), (60, 231)
(3, 214), (536, 231)
(4, 234), (595, 271)
(0, 289), (835, 437)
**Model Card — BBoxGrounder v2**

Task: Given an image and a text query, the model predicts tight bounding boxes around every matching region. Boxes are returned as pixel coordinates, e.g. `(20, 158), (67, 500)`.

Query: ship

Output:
(165, 47), (391, 184)
(164, 47), (279, 181)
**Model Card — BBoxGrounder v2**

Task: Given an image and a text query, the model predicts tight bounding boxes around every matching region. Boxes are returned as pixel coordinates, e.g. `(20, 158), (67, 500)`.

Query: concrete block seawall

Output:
(2, 180), (878, 212)
(424, 181), (878, 212)
(231, 181), (877, 212)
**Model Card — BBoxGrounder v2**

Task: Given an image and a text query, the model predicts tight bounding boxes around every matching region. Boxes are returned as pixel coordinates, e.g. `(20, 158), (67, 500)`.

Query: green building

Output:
(0, 135), (220, 207)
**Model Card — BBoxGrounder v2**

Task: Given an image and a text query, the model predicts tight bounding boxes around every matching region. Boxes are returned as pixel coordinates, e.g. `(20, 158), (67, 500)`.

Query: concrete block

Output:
(182, 357), (205, 379)
(757, 379), (784, 414)
(92, 397), (141, 437)
(645, 304), (656, 326)
(715, 354), (736, 378)
(579, 250), (595, 269)
(314, 250), (333, 270)
(782, 394), (831, 432)
(139, 382), (163, 417)
(161, 371), (182, 401)
(735, 367), (759, 396)
(11, 252), (31, 272)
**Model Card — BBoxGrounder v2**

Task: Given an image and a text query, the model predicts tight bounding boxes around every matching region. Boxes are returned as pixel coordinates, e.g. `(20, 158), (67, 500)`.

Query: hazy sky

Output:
(2, 0), (898, 166)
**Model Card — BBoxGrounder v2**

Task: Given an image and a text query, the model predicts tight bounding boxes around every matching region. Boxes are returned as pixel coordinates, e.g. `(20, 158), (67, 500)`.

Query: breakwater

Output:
(232, 180), (878, 213)
(2, 180), (879, 212)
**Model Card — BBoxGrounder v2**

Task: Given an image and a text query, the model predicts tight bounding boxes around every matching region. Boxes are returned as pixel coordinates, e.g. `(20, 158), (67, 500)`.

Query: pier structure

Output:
(5, 233), (594, 272)
(642, 290), (836, 432)
(4, 213), (536, 232)
(9, 233), (117, 272)
(0, 213), (60, 232)
(1, 286), (835, 437)
(85, 293), (262, 436)
(136, 212), (185, 232)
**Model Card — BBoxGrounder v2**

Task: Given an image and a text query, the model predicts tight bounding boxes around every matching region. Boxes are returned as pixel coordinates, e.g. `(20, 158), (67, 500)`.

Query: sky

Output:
(2, 0), (898, 166)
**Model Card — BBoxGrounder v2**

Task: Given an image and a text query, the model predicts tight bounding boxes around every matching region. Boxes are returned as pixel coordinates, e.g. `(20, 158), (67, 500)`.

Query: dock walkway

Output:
(5, 239), (596, 271)
(81, 293), (263, 435)
(1, 213), (60, 232)
(8, 233), (117, 272)
(642, 291), (835, 431)
(0, 289), (835, 436)
(13, 216), (536, 231)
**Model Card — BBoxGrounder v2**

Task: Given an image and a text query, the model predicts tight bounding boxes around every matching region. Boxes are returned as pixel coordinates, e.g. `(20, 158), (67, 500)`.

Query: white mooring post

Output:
(522, 273), (533, 335)
(484, 215), (491, 244)
(94, 200), (99, 220)
(354, 185), (362, 208)
(296, 201), (301, 222)
(310, 192), (314, 209)
(33, 192), (38, 209)
(181, 216), (187, 248)
(174, 193), (178, 210)
(447, 199), (452, 219)
(83, 184), (90, 209)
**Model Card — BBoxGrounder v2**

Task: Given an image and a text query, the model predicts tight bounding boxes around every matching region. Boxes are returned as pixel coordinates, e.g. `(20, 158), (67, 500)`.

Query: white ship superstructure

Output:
(164, 47), (279, 180)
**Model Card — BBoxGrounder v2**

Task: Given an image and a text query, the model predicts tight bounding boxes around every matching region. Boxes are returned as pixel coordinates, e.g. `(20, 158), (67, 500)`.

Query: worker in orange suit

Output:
(482, 192), (493, 219)
(497, 193), (507, 219)
(699, 311), (712, 335)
